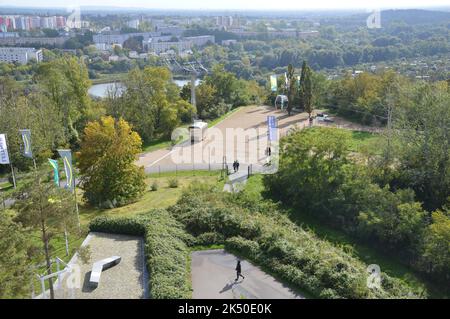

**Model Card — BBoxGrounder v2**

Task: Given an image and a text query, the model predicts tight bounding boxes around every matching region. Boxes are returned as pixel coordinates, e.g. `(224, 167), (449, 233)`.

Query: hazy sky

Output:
(2, 0), (449, 10)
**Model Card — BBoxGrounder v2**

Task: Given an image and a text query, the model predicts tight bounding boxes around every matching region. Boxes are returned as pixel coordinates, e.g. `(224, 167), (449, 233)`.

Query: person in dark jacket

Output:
(235, 260), (245, 281)
(236, 160), (240, 172)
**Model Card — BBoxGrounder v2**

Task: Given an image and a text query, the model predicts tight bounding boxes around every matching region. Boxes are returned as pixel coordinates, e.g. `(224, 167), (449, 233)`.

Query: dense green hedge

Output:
(169, 185), (424, 299)
(89, 210), (192, 299)
(89, 216), (148, 236)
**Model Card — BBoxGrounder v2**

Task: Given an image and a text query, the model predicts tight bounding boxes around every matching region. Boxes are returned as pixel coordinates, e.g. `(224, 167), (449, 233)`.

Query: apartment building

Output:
(146, 35), (214, 54)
(0, 47), (43, 65)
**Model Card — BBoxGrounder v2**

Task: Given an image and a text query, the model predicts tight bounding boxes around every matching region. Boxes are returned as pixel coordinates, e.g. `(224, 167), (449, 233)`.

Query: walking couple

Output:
(232, 160), (240, 173)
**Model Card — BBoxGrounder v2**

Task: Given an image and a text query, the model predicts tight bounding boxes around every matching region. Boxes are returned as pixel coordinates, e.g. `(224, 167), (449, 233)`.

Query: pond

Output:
(88, 79), (201, 99)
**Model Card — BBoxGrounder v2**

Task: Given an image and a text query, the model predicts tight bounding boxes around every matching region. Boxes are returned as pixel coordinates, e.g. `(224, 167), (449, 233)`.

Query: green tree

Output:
(0, 209), (31, 299)
(112, 67), (189, 143)
(15, 175), (77, 299)
(299, 61), (314, 122)
(204, 64), (238, 105)
(195, 82), (218, 119)
(78, 116), (146, 207)
(420, 209), (450, 278)
(0, 76), (65, 169)
(286, 64), (296, 116)
(35, 56), (92, 144)
(391, 81), (450, 211)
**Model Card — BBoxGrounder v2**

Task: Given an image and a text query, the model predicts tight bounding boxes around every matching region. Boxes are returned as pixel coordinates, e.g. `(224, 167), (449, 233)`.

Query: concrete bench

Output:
(89, 256), (121, 288)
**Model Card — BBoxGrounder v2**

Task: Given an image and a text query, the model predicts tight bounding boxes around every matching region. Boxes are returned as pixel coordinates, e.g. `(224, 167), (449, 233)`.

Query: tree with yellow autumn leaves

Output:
(78, 116), (146, 208)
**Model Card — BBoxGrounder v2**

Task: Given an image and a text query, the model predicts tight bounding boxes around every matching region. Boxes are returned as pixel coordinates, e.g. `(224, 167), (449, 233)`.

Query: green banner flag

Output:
(19, 129), (33, 159)
(57, 149), (74, 192)
(48, 159), (59, 186)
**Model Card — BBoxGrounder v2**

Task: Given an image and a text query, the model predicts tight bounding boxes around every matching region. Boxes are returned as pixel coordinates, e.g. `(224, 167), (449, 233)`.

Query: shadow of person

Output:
(219, 281), (235, 294)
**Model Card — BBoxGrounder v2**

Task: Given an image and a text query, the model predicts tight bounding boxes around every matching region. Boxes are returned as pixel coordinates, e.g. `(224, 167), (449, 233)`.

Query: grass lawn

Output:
(347, 130), (383, 154)
(142, 136), (174, 153)
(0, 181), (12, 191)
(79, 172), (223, 226)
(243, 174), (447, 298)
(312, 126), (383, 154)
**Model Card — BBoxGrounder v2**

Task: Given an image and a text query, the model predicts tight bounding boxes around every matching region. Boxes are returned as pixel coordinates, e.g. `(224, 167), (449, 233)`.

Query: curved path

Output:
(191, 249), (304, 299)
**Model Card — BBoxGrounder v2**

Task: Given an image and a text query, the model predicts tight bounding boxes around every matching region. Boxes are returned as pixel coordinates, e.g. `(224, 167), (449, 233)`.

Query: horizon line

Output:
(1, 5), (449, 11)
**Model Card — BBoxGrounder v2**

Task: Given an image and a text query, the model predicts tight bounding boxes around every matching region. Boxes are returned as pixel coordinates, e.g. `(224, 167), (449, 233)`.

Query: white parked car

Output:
(316, 113), (334, 122)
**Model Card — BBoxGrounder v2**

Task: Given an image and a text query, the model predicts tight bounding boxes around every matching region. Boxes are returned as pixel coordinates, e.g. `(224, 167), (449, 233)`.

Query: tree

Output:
(300, 63), (314, 123)
(204, 64), (238, 105)
(0, 76), (65, 169)
(195, 83), (218, 119)
(299, 61), (314, 123)
(420, 209), (450, 279)
(35, 56), (92, 144)
(391, 82), (450, 211)
(286, 64), (296, 116)
(15, 175), (77, 299)
(111, 67), (190, 143)
(78, 116), (146, 207)
(265, 127), (351, 214)
(0, 209), (31, 298)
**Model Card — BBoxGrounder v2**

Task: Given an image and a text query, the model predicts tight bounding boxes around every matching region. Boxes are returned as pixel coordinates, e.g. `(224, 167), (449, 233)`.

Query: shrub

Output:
(168, 178), (179, 188)
(150, 181), (159, 191)
(170, 186), (424, 299)
(225, 236), (261, 260)
(89, 216), (147, 236)
(195, 232), (225, 246)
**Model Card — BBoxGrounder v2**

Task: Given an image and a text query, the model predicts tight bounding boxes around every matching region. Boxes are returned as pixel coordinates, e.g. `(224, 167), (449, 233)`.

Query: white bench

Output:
(89, 256), (121, 288)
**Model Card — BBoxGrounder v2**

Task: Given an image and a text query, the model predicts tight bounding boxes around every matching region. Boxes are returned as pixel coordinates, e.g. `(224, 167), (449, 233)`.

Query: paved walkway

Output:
(137, 105), (308, 173)
(136, 106), (381, 176)
(223, 168), (249, 193)
(191, 249), (304, 299)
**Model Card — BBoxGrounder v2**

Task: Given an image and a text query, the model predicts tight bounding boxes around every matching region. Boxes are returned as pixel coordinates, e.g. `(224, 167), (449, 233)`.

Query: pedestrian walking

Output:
(233, 160), (237, 173)
(236, 160), (240, 172)
(235, 260), (245, 281)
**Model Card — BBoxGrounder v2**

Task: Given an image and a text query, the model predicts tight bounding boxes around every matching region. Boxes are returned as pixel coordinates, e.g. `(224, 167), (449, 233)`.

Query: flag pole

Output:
(5, 134), (16, 189)
(73, 177), (81, 231)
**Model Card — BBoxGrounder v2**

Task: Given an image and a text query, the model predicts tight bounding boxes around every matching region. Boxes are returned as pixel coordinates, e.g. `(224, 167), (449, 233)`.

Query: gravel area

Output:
(55, 232), (147, 299)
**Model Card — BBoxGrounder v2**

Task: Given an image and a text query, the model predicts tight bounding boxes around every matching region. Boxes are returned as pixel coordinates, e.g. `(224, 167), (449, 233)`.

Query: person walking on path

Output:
(236, 160), (240, 172)
(233, 160), (237, 173)
(235, 260), (245, 281)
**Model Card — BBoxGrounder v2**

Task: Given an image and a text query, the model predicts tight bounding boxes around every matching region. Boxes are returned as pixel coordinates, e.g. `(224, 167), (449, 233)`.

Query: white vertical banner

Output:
(0, 134), (10, 165)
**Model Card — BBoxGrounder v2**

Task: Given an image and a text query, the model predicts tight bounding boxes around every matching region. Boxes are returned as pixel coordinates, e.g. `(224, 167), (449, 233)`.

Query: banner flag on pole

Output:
(19, 129), (33, 158)
(270, 75), (277, 92)
(267, 116), (278, 141)
(0, 134), (10, 165)
(57, 149), (74, 192)
(48, 159), (60, 186)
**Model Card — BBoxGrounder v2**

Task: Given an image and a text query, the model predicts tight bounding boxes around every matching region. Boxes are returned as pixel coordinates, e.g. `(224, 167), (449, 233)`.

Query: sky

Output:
(2, 0), (449, 10)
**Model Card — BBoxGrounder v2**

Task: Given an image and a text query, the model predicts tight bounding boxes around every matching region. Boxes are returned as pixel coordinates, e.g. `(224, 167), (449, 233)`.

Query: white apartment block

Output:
(147, 35), (214, 54)
(147, 41), (192, 54)
(185, 35), (215, 47)
(0, 47), (43, 65)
